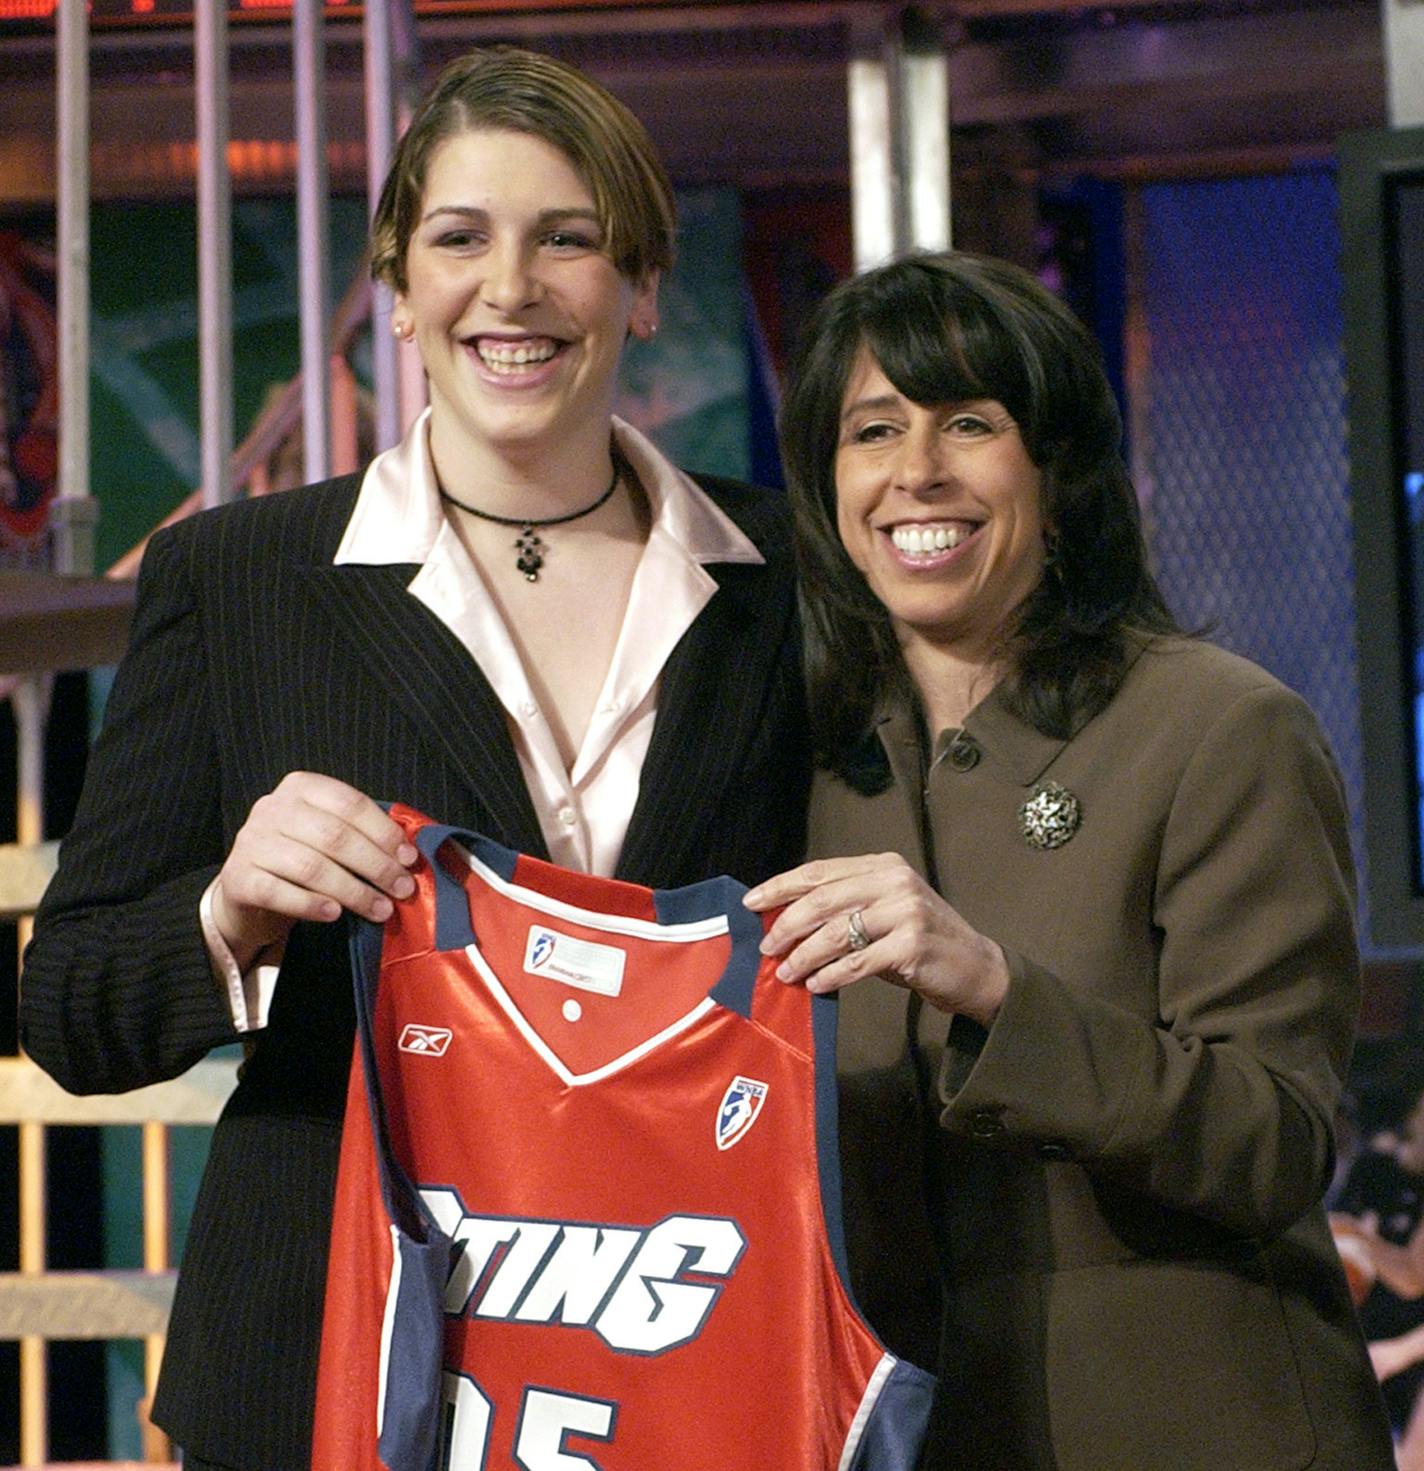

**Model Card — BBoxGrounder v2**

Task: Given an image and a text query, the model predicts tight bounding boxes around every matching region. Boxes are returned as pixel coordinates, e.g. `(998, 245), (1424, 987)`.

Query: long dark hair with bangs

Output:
(779, 250), (1179, 775)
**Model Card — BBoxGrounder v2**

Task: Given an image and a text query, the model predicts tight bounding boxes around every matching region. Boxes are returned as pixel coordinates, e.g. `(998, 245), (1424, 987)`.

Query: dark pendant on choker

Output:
(514, 526), (545, 580)
(437, 456), (621, 582)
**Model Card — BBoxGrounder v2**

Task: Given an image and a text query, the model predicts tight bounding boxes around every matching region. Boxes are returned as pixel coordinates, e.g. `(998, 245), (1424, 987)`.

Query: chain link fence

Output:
(1134, 168), (1373, 942)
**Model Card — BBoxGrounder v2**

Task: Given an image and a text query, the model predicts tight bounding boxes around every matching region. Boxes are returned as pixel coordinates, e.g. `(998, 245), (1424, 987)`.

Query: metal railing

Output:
(5, 0), (411, 1453)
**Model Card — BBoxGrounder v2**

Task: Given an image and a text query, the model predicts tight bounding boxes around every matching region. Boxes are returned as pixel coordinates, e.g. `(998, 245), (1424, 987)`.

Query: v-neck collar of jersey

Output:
(424, 823), (765, 1085)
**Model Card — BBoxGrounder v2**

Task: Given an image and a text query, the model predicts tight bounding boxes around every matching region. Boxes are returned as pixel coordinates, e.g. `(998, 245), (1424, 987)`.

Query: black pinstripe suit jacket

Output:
(19, 470), (809, 1469)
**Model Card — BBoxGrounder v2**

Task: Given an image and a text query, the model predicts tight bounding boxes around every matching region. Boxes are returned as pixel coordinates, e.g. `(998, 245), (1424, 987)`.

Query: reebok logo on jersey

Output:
(398, 1024), (453, 1056)
(419, 1186), (746, 1355)
(523, 924), (626, 997)
(716, 1076), (768, 1150)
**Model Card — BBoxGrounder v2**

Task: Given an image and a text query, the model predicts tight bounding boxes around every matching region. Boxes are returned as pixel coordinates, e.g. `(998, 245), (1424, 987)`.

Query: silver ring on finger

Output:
(847, 909), (871, 953)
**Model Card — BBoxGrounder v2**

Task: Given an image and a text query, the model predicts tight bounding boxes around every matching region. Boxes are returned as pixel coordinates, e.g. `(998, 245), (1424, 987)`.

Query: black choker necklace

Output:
(438, 458), (621, 582)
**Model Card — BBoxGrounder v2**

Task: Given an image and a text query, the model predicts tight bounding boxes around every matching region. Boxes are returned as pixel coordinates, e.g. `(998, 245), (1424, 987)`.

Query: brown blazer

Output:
(819, 636), (1394, 1470)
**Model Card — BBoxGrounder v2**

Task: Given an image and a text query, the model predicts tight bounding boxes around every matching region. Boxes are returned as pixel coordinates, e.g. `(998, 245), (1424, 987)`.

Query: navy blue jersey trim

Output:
(695, 883), (763, 1019)
(812, 990), (854, 1284)
(348, 913), (444, 1245)
(414, 822), (482, 950)
(409, 820), (526, 952)
(376, 1228), (450, 1471)
(347, 905), (454, 1471)
(652, 872), (742, 926)
(466, 830), (521, 884)
(846, 1359), (937, 1471)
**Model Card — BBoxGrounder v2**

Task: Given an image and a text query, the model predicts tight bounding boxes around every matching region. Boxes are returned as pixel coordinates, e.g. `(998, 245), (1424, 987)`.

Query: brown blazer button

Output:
(968, 1108), (1004, 1139)
(1036, 1139), (1071, 1160)
(946, 734), (981, 772)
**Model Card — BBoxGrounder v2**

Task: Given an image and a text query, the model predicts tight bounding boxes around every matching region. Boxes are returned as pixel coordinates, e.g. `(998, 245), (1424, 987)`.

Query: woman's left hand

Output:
(743, 854), (1011, 1027)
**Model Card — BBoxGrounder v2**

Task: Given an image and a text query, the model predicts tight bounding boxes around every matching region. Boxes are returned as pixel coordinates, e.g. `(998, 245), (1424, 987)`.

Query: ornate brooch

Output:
(1019, 781), (1082, 850)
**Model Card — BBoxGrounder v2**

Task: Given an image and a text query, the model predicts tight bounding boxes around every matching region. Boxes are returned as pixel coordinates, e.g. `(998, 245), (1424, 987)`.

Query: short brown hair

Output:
(370, 46), (676, 292)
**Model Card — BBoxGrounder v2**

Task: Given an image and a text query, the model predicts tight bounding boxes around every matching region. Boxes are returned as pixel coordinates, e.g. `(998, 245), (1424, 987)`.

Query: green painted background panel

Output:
(88, 196), (373, 572)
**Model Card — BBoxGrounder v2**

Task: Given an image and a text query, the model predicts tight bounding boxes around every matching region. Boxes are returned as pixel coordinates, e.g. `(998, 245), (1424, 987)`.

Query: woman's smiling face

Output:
(834, 346), (1046, 661)
(395, 127), (658, 469)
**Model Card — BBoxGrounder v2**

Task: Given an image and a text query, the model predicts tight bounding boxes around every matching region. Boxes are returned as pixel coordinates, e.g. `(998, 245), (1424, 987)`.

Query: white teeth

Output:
(891, 524), (970, 556)
(476, 339), (559, 372)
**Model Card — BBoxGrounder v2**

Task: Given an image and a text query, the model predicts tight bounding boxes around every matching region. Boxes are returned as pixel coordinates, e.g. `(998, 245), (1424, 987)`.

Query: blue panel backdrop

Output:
(1137, 169), (1368, 936)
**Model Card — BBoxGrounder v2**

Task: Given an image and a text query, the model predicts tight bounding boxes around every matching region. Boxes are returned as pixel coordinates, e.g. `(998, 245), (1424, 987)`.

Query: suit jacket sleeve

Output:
(939, 678), (1358, 1240)
(20, 522), (240, 1094)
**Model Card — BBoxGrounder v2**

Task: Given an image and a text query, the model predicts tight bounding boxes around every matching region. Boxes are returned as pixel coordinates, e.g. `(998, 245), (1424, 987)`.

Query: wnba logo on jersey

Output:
(524, 924), (626, 997)
(716, 1075), (768, 1150)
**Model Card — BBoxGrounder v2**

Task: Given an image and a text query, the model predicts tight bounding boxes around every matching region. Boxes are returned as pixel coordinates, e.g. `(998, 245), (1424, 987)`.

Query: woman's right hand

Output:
(210, 772), (418, 969)
(744, 852), (1011, 1027)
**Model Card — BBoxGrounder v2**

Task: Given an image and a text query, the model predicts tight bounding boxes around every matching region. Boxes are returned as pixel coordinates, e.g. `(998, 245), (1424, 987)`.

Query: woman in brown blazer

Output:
(745, 252), (1393, 1469)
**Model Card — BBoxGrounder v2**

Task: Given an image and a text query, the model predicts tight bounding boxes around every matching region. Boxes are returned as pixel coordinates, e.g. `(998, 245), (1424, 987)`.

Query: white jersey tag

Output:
(523, 925), (626, 998)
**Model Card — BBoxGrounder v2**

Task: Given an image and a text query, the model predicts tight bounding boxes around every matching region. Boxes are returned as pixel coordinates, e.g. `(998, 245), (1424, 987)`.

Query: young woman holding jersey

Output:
(22, 47), (807, 1469)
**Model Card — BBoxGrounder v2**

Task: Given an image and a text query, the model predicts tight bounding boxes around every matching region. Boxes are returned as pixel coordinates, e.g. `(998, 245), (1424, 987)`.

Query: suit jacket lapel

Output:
(301, 562), (549, 858)
(297, 478), (788, 880)
(618, 559), (785, 886)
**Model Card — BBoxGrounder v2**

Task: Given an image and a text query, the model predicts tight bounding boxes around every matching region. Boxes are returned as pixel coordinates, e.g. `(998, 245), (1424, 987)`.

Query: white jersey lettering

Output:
(416, 1190), (746, 1356)
(514, 1225), (643, 1327)
(477, 1222), (561, 1319)
(598, 1215), (746, 1354)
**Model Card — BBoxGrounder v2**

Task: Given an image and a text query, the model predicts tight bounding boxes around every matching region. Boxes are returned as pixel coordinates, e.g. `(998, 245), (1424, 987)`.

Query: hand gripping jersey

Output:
(313, 805), (934, 1471)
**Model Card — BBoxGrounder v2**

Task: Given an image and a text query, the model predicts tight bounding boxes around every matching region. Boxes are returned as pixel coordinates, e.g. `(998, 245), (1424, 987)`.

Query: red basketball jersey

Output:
(312, 805), (933, 1471)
